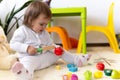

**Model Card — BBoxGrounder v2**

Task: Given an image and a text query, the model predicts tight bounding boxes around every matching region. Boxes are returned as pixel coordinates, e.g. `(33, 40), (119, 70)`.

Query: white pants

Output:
(19, 50), (77, 74)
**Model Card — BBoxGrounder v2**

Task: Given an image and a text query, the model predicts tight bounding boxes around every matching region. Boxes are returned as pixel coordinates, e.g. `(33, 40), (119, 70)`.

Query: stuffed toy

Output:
(0, 26), (17, 70)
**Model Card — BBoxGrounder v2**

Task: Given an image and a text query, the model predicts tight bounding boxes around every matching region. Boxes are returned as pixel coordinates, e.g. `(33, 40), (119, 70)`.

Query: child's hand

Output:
(27, 46), (37, 55)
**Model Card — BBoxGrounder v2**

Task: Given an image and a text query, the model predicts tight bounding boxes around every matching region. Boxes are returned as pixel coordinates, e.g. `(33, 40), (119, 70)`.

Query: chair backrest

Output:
(108, 3), (114, 31)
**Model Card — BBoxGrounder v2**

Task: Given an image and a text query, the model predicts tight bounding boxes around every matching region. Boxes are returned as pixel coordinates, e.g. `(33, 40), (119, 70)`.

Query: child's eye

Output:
(39, 23), (44, 26)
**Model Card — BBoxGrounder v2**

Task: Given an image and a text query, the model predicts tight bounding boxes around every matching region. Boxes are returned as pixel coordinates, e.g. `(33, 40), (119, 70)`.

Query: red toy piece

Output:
(96, 62), (105, 71)
(54, 47), (63, 56)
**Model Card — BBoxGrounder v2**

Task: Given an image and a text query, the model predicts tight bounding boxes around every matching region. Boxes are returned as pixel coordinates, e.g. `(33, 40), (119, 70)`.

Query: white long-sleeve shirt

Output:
(10, 25), (53, 58)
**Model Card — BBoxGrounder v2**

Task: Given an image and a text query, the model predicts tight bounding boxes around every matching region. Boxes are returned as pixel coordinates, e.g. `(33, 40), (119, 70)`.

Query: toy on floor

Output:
(62, 73), (78, 80)
(94, 71), (103, 79)
(67, 64), (76, 68)
(63, 75), (69, 80)
(104, 69), (113, 76)
(111, 70), (120, 79)
(84, 70), (92, 80)
(55, 65), (61, 70)
(0, 26), (17, 70)
(37, 46), (63, 56)
(71, 74), (78, 80)
(96, 62), (105, 71)
(67, 72), (72, 80)
(67, 64), (78, 72)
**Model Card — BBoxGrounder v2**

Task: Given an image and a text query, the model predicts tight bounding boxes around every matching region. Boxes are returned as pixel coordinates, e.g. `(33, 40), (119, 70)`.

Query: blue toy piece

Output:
(69, 67), (78, 72)
(67, 64), (78, 72)
(67, 64), (76, 68)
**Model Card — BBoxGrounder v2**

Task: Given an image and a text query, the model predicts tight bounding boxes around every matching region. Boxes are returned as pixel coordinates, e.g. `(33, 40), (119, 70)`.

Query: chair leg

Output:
(77, 33), (83, 53)
(46, 27), (72, 50)
(77, 30), (120, 53)
(107, 33), (120, 53)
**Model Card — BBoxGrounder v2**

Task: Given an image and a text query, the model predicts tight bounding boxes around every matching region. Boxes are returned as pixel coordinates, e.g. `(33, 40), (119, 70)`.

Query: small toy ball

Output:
(71, 74), (78, 80)
(94, 71), (103, 79)
(104, 69), (113, 76)
(96, 62), (105, 71)
(54, 47), (63, 56)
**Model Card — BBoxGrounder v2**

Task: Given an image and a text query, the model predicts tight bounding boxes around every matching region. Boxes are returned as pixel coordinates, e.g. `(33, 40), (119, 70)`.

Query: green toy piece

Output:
(104, 69), (112, 76)
(84, 70), (92, 80)
(37, 48), (43, 54)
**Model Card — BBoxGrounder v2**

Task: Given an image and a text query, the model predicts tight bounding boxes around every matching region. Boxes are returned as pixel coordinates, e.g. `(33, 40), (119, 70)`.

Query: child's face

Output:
(31, 14), (50, 33)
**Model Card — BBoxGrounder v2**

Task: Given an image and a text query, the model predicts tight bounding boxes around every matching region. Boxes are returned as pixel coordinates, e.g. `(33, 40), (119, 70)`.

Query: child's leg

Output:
(11, 56), (40, 80)
(61, 50), (91, 67)
(11, 52), (59, 80)
(35, 51), (60, 69)
(11, 62), (32, 80)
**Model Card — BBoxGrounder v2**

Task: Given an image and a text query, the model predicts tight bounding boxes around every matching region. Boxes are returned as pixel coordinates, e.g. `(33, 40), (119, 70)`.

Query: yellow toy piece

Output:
(67, 72), (72, 80)
(56, 65), (61, 70)
(94, 71), (103, 79)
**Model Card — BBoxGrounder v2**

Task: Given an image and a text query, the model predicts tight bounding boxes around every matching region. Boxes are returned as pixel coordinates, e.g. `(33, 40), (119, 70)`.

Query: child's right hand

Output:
(27, 46), (37, 55)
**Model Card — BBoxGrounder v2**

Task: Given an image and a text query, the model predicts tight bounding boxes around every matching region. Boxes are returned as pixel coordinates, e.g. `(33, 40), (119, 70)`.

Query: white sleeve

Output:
(10, 29), (29, 53)
(44, 30), (54, 45)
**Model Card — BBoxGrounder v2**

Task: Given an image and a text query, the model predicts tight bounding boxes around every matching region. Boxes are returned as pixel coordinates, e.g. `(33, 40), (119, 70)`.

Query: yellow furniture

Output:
(46, 26), (72, 50)
(51, 7), (87, 53)
(77, 3), (120, 53)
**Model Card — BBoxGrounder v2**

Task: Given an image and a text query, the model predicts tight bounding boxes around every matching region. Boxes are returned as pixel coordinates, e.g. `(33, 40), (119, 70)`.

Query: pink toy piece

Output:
(71, 74), (78, 80)
(54, 47), (63, 56)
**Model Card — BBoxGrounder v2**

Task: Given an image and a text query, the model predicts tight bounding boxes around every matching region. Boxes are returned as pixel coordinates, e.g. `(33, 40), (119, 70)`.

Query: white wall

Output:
(0, 0), (120, 43)
(50, 0), (120, 43)
(0, 0), (28, 41)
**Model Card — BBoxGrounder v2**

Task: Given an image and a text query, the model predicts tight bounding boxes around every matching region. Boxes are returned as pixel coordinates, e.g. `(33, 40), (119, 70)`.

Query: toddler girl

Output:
(10, 1), (91, 80)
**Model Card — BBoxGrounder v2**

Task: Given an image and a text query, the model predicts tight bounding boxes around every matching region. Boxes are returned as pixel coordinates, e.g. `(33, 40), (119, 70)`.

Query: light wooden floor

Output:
(1, 47), (120, 80)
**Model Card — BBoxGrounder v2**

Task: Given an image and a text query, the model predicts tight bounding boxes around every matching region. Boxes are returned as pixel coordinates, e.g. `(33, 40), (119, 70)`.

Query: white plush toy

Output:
(0, 26), (17, 70)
